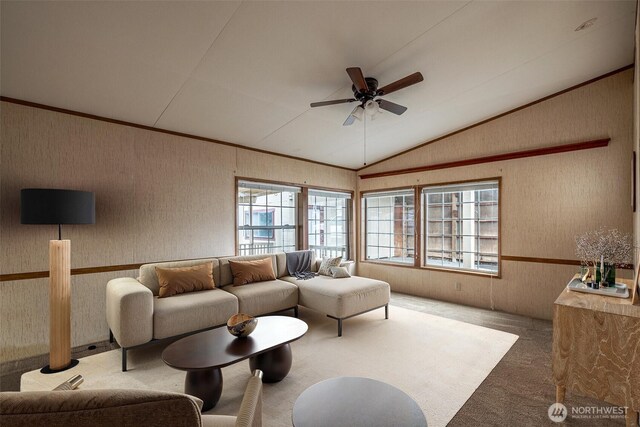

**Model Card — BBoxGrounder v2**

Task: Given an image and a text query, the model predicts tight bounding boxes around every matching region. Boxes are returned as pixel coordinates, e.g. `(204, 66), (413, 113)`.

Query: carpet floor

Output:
(391, 293), (633, 426)
(21, 305), (517, 427)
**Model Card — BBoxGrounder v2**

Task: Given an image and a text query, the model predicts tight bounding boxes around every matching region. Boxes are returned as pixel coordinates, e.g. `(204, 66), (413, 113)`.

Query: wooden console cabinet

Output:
(552, 276), (640, 426)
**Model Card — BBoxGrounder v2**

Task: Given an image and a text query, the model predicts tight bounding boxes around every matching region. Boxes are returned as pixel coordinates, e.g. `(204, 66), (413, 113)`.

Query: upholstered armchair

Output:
(0, 370), (263, 427)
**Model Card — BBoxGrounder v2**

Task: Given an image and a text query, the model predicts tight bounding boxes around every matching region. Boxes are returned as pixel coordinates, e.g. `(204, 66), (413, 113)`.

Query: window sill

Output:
(421, 265), (500, 279)
(359, 259), (417, 269)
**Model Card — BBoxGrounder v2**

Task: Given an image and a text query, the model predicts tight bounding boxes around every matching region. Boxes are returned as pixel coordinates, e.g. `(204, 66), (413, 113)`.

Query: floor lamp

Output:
(20, 188), (95, 374)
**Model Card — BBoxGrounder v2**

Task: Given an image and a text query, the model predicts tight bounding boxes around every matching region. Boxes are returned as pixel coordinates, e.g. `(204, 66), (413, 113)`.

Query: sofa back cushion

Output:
(138, 258), (220, 296)
(218, 253), (286, 287)
(155, 262), (216, 298)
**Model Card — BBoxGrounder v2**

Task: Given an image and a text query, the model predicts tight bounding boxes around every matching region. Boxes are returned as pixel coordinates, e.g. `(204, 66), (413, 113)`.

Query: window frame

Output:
(235, 177), (354, 258)
(236, 180), (300, 255)
(360, 177), (501, 278)
(420, 177), (501, 278)
(360, 187), (417, 267)
(307, 189), (352, 260)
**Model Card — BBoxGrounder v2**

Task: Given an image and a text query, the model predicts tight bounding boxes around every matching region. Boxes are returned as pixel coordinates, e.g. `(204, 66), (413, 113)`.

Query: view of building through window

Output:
(308, 190), (350, 259)
(237, 181), (299, 255)
(423, 181), (499, 273)
(363, 190), (415, 264)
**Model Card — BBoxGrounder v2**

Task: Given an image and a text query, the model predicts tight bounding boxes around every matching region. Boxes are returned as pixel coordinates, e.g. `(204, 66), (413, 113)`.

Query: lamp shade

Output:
(21, 189), (95, 225)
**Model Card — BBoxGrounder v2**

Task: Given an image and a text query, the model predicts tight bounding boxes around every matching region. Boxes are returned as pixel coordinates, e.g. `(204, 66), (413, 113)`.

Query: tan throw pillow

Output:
(318, 256), (342, 276)
(330, 266), (351, 278)
(229, 258), (276, 286)
(155, 262), (215, 298)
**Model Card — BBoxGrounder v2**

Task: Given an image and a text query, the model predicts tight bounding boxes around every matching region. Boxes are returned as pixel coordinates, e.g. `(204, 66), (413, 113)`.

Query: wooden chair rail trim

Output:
(359, 139), (610, 179)
(0, 255), (235, 282)
(1, 252), (632, 282)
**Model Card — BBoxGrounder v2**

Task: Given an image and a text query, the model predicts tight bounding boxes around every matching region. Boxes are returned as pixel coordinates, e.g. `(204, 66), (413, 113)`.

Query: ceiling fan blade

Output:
(377, 72), (424, 96)
(378, 99), (407, 115)
(346, 67), (368, 93)
(310, 98), (355, 108)
(343, 106), (360, 126)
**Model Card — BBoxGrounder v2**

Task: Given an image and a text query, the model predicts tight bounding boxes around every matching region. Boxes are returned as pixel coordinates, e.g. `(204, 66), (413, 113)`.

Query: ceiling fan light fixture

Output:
(364, 100), (379, 116)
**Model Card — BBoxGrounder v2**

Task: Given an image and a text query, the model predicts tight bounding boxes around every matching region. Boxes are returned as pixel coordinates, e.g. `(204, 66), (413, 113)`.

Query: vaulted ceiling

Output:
(1, 1), (636, 169)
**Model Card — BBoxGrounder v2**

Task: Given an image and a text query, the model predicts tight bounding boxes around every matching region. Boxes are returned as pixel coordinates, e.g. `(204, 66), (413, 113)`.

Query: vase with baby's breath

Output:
(575, 228), (632, 287)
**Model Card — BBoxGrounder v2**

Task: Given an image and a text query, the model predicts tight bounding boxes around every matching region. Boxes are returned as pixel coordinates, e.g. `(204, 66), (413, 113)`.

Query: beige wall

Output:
(357, 69), (635, 320)
(0, 102), (356, 363)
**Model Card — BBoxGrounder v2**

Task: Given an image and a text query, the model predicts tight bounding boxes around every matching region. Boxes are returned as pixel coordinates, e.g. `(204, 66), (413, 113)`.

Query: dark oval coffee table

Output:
(162, 315), (307, 411)
(292, 377), (427, 427)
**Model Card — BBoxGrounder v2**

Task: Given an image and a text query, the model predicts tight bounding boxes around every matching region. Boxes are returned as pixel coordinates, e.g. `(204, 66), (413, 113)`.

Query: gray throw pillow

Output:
(330, 266), (351, 278)
(318, 256), (342, 276)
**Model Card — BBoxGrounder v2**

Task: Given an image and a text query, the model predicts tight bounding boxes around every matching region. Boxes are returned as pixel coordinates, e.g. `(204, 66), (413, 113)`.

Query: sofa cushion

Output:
(330, 266), (351, 278)
(138, 258), (220, 296)
(281, 275), (390, 319)
(312, 259), (355, 275)
(156, 262), (216, 298)
(318, 256), (342, 276)
(222, 279), (298, 316)
(153, 289), (238, 339)
(228, 258), (276, 286)
(274, 252), (287, 278)
(218, 254), (285, 287)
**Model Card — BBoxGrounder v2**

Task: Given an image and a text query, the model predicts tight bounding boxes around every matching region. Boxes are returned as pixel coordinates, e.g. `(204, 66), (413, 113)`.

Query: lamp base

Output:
(40, 359), (79, 374)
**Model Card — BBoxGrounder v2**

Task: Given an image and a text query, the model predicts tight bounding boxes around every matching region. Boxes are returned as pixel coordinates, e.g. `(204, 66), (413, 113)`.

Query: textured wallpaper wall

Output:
(0, 102), (356, 363)
(357, 69), (635, 320)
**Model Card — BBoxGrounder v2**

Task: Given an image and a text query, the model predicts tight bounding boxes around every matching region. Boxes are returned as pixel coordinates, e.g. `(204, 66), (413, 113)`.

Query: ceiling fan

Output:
(310, 67), (424, 126)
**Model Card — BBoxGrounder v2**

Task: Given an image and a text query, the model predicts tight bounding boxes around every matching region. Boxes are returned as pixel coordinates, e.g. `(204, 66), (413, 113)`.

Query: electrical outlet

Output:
(455, 282), (462, 291)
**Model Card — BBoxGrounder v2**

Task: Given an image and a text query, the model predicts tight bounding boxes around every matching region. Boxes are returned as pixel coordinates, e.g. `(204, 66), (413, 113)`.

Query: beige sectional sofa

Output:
(106, 252), (390, 371)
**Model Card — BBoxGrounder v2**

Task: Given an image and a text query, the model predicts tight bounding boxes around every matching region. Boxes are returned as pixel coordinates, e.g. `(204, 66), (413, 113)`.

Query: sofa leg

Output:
(109, 329), (114, 344)
(294, 306), (299, 318)
(385, 304), (389, 320)
(122, 348), (127, 372)
(337, 319), (342, 337)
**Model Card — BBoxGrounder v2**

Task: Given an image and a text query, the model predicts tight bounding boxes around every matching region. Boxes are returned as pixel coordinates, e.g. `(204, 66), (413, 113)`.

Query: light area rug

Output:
(22, 306), (518, 427)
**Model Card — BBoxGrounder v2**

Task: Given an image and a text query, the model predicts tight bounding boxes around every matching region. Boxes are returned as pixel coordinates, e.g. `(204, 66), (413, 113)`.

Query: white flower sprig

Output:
(575, 228), (633, 267)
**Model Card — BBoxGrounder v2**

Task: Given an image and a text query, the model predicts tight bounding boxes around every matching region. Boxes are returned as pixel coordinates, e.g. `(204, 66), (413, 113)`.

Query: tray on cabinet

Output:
(567, 278), (629, 299)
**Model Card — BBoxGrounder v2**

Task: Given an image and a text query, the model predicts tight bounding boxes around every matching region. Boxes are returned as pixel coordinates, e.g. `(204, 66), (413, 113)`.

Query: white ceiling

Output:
(1, 1), (636, 169)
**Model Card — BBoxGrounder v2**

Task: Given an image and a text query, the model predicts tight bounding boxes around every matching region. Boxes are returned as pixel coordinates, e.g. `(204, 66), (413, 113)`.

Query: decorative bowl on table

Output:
(226, 313), (258, 337)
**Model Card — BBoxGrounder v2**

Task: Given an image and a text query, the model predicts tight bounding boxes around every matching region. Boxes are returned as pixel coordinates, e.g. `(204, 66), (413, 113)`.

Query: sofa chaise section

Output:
(281, 263), (390, 336)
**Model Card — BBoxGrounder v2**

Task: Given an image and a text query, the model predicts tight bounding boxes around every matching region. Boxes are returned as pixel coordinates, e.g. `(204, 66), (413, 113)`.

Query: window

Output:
(362, 190), (415, 264)
(308, 189), (351, 259)
(237, 181), (299, 255)
(245, 210), (274, 239)
(423, 180), (499, 274)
